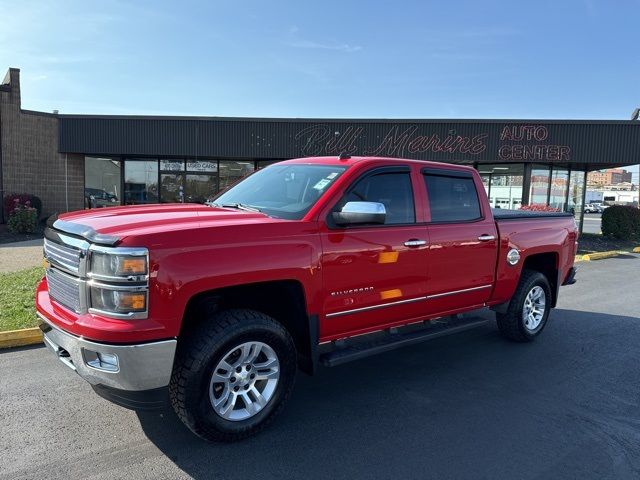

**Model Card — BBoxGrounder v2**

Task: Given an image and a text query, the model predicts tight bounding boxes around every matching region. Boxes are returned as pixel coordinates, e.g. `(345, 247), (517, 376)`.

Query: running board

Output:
(320, 316), (491, 367)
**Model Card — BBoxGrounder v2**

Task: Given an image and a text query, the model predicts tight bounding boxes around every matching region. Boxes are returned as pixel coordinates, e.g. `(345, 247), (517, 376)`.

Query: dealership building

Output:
(2, 67), (639, 232)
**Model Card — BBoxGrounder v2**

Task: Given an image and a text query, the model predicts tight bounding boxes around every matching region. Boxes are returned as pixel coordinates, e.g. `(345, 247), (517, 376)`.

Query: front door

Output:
(319, 167), (429, 340)
(422, 169), (498, 315)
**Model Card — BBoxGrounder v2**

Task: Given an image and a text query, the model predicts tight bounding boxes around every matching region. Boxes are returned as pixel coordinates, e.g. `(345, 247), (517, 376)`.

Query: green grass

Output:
(0, 267), (44, 332)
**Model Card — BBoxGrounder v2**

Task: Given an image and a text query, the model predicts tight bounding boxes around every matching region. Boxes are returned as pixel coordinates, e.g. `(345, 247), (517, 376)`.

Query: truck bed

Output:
(492, 208), (574, 221)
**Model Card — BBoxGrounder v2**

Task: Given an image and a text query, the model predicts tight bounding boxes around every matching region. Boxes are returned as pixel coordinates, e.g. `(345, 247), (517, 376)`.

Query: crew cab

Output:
(37, 156), (578, 441)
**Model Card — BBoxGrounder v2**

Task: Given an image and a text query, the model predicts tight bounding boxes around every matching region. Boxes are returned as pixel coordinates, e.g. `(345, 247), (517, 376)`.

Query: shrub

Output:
(3, 193), (42, 219)
(601, 205), (640, 240)
(519, 204), (560, 212)
(6, 198), (38, 233)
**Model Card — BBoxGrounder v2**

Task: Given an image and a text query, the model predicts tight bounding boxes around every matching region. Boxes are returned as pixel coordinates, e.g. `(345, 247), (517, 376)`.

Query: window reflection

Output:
(529, 165), (551, 206)
(84, 157), (121, 208)
(160, 173), (185, 203)
(568, 170), (585, 219)
(185, 174), (217, 203)
(477, 164), (524, 209)
(124, 160), (159, 205)
(549, 168), (569, 211)
(219, 161), (254, 191)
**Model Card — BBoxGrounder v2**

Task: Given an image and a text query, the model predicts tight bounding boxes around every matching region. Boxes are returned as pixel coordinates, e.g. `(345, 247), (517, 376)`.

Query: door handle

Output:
(404, 239), (427, 247)
(478, 234), (496, 242)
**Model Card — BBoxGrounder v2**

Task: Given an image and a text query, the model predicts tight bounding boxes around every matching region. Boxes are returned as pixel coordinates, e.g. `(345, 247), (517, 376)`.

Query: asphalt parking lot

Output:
(2, 256), (640, 480)
(582, 213), (602, 234)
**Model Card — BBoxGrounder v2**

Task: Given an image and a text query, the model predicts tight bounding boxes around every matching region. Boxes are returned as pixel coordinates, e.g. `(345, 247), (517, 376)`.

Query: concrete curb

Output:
(0, 327), (43, 349)
(575, 250), (627, 262)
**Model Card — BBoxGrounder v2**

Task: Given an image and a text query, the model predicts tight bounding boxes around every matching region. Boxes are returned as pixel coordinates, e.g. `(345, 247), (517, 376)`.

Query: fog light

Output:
(86, 350), (119, 372)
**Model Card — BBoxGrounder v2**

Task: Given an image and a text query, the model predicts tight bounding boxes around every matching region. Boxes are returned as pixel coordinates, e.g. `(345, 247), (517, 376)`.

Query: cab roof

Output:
(280, 155), (476, 172)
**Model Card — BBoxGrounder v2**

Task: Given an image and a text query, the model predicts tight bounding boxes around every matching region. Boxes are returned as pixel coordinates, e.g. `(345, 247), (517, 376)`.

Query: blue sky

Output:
(1, 0), (639, 120)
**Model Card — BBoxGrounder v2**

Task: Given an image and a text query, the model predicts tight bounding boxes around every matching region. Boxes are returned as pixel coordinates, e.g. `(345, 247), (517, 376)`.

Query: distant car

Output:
(584, 203), (603, 213)
(84, 188), (118, 208)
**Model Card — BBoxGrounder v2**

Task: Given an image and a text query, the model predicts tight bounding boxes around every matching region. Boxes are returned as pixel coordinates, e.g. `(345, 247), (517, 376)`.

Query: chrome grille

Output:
(46, 268), (82, 313)
(44, 238), (81, 274)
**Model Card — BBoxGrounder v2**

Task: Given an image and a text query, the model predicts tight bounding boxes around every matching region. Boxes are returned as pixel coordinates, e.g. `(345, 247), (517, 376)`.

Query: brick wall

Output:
(0, 68), (84, 222)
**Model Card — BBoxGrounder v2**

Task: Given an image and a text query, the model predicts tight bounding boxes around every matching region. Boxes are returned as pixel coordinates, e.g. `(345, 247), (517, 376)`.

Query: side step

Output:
(320, 315), (491, 367)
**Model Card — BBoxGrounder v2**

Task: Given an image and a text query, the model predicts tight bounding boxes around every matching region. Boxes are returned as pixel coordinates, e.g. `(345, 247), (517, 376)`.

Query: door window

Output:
(340, 172), (415, 225)
(424, 174), (481, 222)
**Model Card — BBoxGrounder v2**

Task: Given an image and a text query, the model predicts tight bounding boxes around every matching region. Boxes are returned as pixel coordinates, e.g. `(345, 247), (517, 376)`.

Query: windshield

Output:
(212, 164), (347, 219)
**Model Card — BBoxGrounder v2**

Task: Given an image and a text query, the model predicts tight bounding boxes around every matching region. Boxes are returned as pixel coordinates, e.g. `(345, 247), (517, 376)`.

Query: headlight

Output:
(90, 285), (147, 315)
(88, 246), (149, 319)
(90, 251), (148, 278)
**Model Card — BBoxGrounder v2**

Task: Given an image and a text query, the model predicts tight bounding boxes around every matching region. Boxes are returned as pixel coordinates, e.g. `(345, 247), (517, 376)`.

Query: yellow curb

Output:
(0, 327), (43, 349)
(581, 251), (625, 262)
(634, 247), (640, 253)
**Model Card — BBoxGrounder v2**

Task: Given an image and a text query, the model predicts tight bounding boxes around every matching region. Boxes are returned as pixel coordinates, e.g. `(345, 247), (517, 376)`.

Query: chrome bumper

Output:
(38, 313), (177, 391)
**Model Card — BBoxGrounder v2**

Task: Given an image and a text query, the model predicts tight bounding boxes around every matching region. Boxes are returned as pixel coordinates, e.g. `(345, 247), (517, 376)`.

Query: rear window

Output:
(424, 174), (482, 222)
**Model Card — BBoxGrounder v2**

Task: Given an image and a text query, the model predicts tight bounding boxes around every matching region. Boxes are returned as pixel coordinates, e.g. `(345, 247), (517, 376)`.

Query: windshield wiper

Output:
(213, 202), (261, 213)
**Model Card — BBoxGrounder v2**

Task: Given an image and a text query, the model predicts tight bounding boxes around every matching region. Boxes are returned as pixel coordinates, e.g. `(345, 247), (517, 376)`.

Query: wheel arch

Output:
(491, 250), (559, 314)
(180, 280), (318, 375)
(521, 252), (559, 307)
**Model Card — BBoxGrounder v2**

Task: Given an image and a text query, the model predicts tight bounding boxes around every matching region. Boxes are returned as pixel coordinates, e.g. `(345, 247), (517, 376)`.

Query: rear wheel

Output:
(496, 270), (552, 342)
(170, 309), (296, 442)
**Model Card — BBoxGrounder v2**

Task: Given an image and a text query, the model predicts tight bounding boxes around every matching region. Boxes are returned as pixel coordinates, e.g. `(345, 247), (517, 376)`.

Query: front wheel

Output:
(496, 270), (552, 342)
(170, 309), (297, 442)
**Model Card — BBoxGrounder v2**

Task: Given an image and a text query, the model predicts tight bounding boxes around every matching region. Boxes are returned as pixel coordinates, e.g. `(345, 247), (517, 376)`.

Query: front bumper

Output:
(38, 312), (177, 392)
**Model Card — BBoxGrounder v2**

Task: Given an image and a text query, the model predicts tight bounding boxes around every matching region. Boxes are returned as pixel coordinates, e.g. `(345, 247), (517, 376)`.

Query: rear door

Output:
(319, 166), (429, 340)
(422, 168), (498, 315)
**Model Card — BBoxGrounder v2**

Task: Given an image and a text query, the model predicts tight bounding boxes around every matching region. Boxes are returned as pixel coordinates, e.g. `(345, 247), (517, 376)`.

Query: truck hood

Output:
(51, 204), (270, 244)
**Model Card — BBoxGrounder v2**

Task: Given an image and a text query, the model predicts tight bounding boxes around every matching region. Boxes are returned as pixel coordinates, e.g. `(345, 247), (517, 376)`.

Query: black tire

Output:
(170, 309), (296, 442)
(496, 269), (552, 342)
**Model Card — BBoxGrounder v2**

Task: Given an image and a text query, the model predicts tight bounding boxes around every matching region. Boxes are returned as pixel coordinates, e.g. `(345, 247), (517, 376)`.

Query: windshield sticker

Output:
(313, 178), (331, 190)
(326, 172), (338, 179)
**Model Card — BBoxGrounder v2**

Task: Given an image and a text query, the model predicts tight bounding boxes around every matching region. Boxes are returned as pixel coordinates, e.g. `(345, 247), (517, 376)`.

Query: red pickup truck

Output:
(37, 156), (577, 441)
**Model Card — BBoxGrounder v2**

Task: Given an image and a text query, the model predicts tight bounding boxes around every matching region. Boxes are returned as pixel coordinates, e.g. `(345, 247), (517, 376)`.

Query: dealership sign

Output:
(498, 125), (571, 161)
(295, 123), (571, 161)
(295, 124), (488, 157)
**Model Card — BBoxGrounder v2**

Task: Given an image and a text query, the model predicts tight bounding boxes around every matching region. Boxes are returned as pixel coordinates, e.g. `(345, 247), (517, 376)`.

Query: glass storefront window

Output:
(549, 168), (569, 211)
(124, 160), (159, 205)
(529, 165), (551, 206)
(185, 174), (217, 203)
(477, 164), (524, 209)
(84, 157), (121, 208)
(160, 173), (185, 203)
(219, 161), (255, 191)
(568, 169), (585, 221)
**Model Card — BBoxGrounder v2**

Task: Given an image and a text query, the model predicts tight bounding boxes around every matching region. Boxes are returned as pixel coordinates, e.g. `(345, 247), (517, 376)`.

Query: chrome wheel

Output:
(209, 341), (280, 421)
(523, 286), (546, 331)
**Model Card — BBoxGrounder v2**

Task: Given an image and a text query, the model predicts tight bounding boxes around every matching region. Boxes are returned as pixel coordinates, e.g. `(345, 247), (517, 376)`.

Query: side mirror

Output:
(332, 201), (386, 226)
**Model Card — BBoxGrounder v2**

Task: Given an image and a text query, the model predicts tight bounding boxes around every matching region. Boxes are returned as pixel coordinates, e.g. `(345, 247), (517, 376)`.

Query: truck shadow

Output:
(136, 308), (640, 480)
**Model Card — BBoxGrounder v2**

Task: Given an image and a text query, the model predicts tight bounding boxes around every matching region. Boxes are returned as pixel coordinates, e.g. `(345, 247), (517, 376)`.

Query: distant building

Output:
(587, 168), (633, 186)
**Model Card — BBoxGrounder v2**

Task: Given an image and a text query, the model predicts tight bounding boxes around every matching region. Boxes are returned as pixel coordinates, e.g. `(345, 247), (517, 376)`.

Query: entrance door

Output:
(422, 169), (497, 315)
(319, 167), (429, 339)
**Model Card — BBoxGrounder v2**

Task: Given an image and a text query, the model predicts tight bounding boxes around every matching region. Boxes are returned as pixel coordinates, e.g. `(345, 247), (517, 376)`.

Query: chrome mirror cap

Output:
(333, 201), (386, 226)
